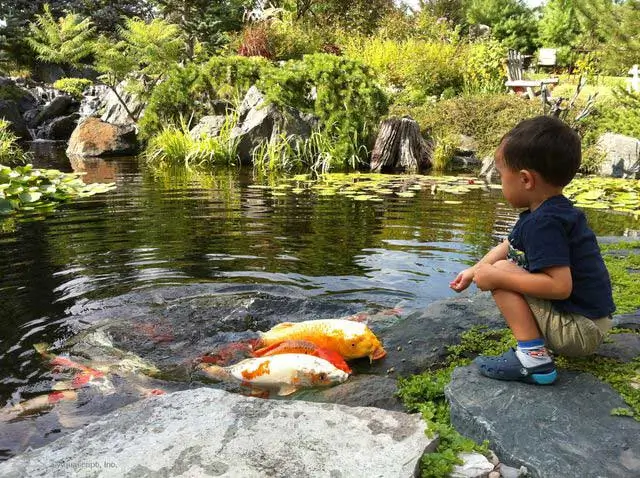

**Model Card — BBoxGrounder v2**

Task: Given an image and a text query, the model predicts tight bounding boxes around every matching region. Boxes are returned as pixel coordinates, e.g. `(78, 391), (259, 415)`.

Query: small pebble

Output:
(386, 367), (395, 374)
(396, 346), (402, 351)
(488, 450), (500, 466)
(401, 358), (406, 362)
(488, 472), (500, 478)
(408, 340), (412, 344)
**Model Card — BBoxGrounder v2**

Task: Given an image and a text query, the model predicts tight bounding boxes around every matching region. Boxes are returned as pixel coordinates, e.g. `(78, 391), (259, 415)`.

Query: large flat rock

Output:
(0, 388), (435, 478)
(446, 366), (640, 478)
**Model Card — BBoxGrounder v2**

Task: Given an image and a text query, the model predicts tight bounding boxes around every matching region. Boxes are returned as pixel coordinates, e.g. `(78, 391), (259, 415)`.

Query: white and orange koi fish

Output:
(198, 353), (349, 396)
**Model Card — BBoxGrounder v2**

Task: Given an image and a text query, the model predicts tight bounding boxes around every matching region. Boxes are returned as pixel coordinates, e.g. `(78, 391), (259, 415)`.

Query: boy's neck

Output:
(528, 186), (564, 212)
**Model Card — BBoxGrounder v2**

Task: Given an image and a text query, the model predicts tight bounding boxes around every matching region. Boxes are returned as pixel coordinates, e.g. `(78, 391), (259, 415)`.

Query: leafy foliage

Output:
(144, 117), (239, 168)
(139, 56), (269, 140)
(340, 36), (463, 103)
(0, 163), (115, 220)
(0, 120), (30, 166)
(25, 4), (96, 68)
(462, 39), (507, 94)
(52, 78), (92, 99)
(153, 0), (248, 56)
(258, 53), (388, 169)
(392, 94), (539, 157)
(93, 17), (186, 122)
(466, 0), (539, 53)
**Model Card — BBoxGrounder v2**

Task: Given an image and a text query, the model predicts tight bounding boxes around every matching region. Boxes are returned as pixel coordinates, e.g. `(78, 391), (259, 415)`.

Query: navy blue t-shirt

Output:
(507, 195), (615, 318)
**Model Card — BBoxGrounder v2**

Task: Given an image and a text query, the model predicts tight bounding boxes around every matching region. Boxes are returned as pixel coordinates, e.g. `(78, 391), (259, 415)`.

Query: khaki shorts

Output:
(525, 296), (613, 357)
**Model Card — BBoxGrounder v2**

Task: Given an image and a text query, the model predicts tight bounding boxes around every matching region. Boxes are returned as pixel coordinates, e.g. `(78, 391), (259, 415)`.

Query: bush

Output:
(53, 78), (93, 99)
(461, 39), (507, 95)
(392, 94), (540, 157)
(139, 56), (271, 140)
(258, 53), (388, 170)
(340, 37), (463, 103)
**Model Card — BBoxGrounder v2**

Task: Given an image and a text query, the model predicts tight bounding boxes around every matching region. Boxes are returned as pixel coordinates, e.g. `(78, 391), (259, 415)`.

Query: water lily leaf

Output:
(443, 200), (463, 205)
(19, 192), (42, 203)
(0, 199), (14, 214)
(396, 192), (415, 198)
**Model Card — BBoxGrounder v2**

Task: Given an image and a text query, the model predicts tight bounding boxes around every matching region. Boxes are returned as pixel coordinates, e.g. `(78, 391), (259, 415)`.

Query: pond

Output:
(0, 143), (638, 459)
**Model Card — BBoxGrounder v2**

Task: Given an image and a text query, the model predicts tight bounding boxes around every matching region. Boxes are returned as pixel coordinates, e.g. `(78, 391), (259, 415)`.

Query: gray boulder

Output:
(0, 388), (435, 478)
(446, 367), (640, 478)
(231, 86), (317, 164)
(99, 82), (144, 125)
(596, 133), (640, 178)
(31, 95), (76, 127)
(0, 100), (31, 140)
(479, 156), (499, 183)
(189, 115), (227, 139)
(38, 113), (80, 140)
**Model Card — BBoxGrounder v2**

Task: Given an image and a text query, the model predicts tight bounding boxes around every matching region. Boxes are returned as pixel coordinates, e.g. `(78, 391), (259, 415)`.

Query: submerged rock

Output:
(446, 366), (640, 478)
(0, 388), (435, 478)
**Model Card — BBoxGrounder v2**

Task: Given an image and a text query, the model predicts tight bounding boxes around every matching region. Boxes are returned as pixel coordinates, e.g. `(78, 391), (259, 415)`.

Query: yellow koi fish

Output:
(198, 353), (348, 396)
(256, 319), (387, 361)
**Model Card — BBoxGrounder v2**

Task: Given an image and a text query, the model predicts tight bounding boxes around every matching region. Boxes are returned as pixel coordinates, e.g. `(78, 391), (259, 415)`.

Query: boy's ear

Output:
(519, 169), (536, 190)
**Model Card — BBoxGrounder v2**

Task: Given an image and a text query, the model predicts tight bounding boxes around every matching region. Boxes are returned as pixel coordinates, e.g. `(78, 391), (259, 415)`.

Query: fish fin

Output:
(196, 364), (231, 382)
(252, 342), (283, 357)
(277, 384), (299, 396)
(270, 322), (295, 331)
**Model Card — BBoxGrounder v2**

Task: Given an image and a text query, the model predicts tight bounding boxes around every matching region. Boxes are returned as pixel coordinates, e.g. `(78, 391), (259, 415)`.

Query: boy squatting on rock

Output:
(450, 115), (615, 385)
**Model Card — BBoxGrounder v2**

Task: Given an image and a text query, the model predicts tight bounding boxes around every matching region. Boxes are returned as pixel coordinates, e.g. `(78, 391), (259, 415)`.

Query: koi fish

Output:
(197, 353), (349, 396)
(252, 340), (352, 374)
(2, 390), (78, 419)
(257, 319), (386, 361)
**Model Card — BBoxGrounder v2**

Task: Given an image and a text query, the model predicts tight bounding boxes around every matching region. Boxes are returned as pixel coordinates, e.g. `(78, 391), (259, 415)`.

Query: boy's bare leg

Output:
(474, 259), (556, 384)
(491, 259), (542, 341)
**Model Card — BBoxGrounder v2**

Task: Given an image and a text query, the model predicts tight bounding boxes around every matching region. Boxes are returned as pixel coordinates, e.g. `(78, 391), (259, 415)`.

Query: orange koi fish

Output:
(252, 340), (352, 374)
(257, 319), (386, 361)
(34, 343), (106, 388)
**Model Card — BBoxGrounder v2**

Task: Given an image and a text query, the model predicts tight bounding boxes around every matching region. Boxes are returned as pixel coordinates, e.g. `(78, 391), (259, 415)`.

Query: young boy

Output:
(450, 115), (615, 385)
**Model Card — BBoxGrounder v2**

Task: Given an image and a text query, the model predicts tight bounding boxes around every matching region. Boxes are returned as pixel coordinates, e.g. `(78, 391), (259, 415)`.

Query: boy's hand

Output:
(450, 268), (475, 292)
(472, 263), (501, 291)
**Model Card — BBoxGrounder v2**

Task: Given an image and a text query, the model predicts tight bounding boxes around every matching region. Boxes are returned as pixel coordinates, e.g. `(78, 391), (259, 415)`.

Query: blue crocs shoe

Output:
(474, 348), (557, 385)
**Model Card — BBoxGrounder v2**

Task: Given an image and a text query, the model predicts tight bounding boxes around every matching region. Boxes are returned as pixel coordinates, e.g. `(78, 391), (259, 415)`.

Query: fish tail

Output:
(33, 343), (53, 359)
(197, 364), (231, 382)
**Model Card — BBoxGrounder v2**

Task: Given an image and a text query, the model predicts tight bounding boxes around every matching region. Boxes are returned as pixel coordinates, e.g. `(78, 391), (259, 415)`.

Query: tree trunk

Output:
(370, 117), (432, 173)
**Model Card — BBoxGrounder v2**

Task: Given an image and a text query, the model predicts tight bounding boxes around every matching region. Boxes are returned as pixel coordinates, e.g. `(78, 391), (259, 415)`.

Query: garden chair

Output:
(505, 50), (559, 99)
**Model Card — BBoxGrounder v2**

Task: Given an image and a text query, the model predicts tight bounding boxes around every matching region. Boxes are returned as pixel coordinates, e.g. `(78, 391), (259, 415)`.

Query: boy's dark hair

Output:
(500, 115), (581, 187)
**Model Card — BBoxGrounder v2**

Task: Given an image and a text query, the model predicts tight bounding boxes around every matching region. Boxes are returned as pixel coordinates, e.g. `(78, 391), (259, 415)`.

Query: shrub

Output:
(53, 78), (93, 99)
(340, 36), (464, 103)
(461, 39), (507, 95)
(258, 53), (388, 170)
(392, 94), (540, 157)
(139, 56), (270, 140)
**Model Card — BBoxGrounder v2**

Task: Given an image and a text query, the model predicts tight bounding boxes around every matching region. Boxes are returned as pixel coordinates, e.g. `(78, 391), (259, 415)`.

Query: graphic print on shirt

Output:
(507, 243), (528, 270)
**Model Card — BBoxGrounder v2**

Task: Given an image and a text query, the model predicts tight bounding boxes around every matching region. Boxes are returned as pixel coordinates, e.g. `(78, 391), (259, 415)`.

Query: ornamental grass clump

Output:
(145, 117), (239, 169)
(0, 120), (30, 166)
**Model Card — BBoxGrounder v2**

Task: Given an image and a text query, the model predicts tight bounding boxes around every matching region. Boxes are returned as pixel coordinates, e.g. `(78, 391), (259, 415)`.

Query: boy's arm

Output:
(474, 264), (572, 300)
(450, 239), (509, 292)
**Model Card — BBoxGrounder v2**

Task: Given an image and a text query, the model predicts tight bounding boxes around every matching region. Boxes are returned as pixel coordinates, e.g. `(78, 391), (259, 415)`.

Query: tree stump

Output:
(370, 117), (432, 173)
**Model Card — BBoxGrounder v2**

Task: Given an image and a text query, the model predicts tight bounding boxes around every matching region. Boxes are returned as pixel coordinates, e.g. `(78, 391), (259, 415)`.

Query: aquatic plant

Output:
(0, 120), (31, 166)
(0, 164), (116, 221)
(565, 177), (640, 217)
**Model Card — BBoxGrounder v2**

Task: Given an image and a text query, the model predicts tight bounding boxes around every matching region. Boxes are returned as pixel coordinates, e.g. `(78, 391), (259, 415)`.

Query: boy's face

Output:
(494, 145), (530, 209)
